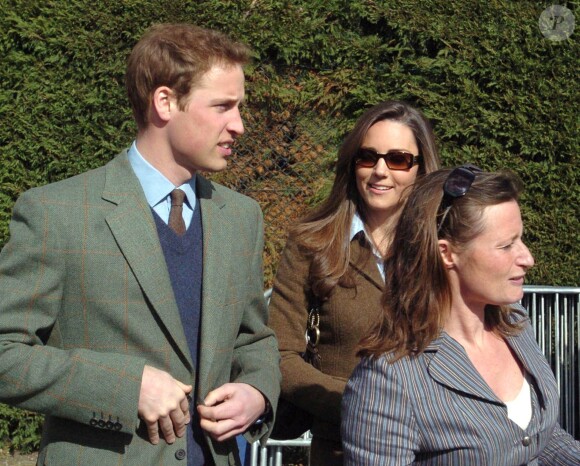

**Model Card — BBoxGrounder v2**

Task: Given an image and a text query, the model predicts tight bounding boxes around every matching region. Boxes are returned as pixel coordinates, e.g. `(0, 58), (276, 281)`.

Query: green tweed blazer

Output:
(0, 151), (280, 465)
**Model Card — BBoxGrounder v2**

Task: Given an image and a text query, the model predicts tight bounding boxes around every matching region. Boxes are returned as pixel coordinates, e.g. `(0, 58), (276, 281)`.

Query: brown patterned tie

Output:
(168, 189), (186, 236)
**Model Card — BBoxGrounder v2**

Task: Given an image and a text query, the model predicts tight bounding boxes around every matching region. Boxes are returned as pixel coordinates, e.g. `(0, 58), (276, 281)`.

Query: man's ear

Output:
(438, 240), (455, 269)
(151, 86), (174, 123)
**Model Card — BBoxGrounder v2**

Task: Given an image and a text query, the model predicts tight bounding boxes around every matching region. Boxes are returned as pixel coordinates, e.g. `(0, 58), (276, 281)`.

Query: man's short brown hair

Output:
(126, 23), (251, 129)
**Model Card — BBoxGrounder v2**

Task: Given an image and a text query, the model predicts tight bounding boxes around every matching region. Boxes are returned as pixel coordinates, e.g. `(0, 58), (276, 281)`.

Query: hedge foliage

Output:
(1, 0), (578, 286)
(0, 404), (43, 453)
(0, 0), (578, 451)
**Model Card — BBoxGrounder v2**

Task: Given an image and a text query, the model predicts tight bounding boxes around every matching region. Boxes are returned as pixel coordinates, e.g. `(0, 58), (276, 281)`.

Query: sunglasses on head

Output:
(354, 148), (422, 170)
(436, 164), (483, 233)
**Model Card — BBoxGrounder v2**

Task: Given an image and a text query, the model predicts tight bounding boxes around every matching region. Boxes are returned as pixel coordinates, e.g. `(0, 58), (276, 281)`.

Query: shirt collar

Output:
(349, 211), (367, 242)
(127, 141), (196, 209)
(350, 211), (383, 262)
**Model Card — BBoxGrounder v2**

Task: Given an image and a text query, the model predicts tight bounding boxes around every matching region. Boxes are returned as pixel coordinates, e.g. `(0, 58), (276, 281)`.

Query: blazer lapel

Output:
(505, 324), (553, 406)
(196, 175), (228, 393)
(102, 152), (193, 369)
(426, 333), (500, 403)
(349, 237), (384, 291)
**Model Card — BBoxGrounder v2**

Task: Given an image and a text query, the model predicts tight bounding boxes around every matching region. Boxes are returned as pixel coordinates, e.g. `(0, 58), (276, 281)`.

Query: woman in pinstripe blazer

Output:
(342, 167), (580, 465)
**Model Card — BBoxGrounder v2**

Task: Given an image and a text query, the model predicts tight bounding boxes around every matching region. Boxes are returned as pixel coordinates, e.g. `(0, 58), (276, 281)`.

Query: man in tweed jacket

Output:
(0, 24), (280, 465)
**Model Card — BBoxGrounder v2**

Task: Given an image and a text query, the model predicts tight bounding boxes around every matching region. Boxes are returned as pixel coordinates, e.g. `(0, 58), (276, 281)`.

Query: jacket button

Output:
(522, 435), (531, 446)
(175, 449), (186, 460)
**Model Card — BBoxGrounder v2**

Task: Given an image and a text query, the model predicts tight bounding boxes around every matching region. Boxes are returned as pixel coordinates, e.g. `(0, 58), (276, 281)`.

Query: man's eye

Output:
(216, 102), (234, 111)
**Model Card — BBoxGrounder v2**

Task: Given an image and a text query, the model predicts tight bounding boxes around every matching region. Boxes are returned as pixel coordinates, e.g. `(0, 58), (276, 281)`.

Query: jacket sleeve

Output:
(268, 237), (347, 426)
(539, 423), (580, 465)
(0, 190), (145, 435)
(342, 356), (418, 466)
(228, 201), (281, 441)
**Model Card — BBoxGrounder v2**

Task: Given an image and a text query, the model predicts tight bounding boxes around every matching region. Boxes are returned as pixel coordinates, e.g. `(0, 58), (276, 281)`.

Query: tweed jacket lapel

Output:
(349, 236), (384, 291)
(101, 152), (193, 369)
(426, 333), (500, 403)
(196, 175), (228, 391)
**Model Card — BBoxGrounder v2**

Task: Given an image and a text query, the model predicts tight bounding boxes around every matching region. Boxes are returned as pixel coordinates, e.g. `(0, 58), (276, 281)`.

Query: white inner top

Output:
(505, 374), (532, 430)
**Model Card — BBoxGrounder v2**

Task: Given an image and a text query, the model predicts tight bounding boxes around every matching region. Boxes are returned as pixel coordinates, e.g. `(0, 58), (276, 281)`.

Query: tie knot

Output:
(170, 189), (186, 207)
(168, 189), (186, 236)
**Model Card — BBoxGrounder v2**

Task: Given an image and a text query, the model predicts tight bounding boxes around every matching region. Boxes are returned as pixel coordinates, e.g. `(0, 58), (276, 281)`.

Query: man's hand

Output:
(138, 365), (192, 445)
(197, 383), (266, 441)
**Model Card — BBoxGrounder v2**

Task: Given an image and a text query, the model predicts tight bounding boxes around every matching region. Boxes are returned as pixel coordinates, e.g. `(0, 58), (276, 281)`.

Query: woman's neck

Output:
(444, 291), (489, 348)
(445, 311), (487, 347)
(364, 210), (399, 256)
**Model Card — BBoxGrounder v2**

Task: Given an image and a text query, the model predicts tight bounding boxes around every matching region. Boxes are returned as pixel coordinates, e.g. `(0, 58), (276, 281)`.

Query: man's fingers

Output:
(197, 403), (225, 423)
(197, 403), (211, 420)
(145, 408), (188, 445)
(198, 383), (266, 441)
(180, 397), (191, 423)
(203, 384), (232, 408)
(170, 408), (187, 438)
(145, 419), (160, 445)
(138, 366), (193, 445)
(176, 381), (193, 394)
(159, 415), (176, 444)
(200, 417), (240, 442)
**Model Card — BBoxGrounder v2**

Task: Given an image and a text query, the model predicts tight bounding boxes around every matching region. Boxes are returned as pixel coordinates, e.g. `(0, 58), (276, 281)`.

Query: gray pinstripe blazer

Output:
(342, 310), (580, 465)
(0, 151), (281, 465)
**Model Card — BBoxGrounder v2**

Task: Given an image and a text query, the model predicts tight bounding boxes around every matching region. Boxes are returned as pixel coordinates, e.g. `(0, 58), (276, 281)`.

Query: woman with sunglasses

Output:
(342, 167), (580, 465)
(268, 100), (441, 465)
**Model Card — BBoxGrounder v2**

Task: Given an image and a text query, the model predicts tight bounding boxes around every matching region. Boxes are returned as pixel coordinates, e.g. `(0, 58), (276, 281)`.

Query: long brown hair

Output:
(359, 168), (525, 360)
(291, 100), (441, 299)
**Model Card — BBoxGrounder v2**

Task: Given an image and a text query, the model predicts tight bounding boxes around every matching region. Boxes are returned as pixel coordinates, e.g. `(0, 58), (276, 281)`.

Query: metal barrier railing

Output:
(521, 286), (579, 438)
(249, 431), (312, 466)
(252, 285), (580, 465)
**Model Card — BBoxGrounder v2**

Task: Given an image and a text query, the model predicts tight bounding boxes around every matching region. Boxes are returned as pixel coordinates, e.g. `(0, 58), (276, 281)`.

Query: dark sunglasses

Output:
(354, 148), (422, 170)
(436, 164), (483, 233)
